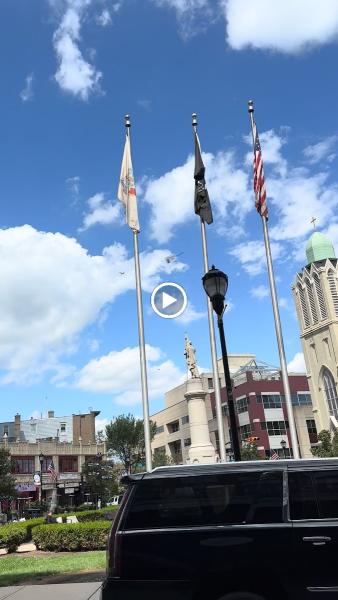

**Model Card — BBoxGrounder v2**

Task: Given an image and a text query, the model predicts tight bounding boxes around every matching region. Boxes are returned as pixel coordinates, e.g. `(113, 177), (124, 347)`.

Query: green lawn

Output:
(0, 551), (106, 587)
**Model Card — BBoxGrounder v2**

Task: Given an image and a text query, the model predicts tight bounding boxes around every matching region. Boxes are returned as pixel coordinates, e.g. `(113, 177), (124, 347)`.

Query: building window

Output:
(322, 368), (338, 419)
(305, 278), (319, 324)
(328, 270), (338, 317)
(298, 284), (310, 328)
(60, 423), (66, 433)
(12, 457), (35, 474)
(208, 378), (213, 389)
(184, 438), (191, 447)
(306, 419), (318, 444)
(236, 397), (249, 414)
(292, 393), (312, 406)
(313, 274), (327, 320)
(256, 394), (282, 408)
(59, 456), (78, 473)
(40, 456), (53, 473)
(155, 425), (164, 434)
(240, 424), (253, 440)
(261, 421), (288, 436)
(167, 421), (180, 434)
(3, 425), (8, 435)
(181, 415), (189, 425)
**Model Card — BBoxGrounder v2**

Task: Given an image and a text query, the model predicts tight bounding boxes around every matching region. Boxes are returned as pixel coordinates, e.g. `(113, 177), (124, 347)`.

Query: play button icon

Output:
(151, 282), (187, 319)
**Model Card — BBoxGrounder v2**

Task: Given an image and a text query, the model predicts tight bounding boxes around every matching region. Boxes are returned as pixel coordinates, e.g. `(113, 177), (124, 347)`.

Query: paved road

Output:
(0, 582), (102, 600)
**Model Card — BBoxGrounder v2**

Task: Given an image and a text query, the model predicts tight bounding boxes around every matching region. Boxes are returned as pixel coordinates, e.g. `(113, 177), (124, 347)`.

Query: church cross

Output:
(311, 216), (317, 229)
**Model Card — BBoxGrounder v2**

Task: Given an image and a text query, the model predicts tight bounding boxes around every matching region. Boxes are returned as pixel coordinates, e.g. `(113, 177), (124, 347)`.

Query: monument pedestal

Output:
(185, 376), (216, 464)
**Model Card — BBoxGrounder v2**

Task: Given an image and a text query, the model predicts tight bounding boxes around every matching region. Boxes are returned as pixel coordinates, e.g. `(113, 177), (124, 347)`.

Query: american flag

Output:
(47, 460), (57, 481)
(270, 450), (280, 461)
(253, 120), (268, 220)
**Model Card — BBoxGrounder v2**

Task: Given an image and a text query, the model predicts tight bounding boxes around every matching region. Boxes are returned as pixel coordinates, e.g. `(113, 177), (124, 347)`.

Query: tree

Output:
(96, 430), (105, 444)
(152, 448), (173, 468)
(82, 458), (118, 504)
(240, 441), (262, 461)
(311, 429), (338, 457)
(0, 448), (17, 501)
(106, 414), (157, 473)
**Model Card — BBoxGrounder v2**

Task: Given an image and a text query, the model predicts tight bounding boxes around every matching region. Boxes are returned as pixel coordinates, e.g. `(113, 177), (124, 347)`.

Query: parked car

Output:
(101, 459), (338, 600)
(106, 495), (123, 507)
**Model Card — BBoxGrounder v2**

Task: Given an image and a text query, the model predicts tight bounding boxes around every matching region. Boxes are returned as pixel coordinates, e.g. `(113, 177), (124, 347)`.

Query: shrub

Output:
(32, 521), (111, 551)
(0, 525), (27, 553)
(76, 507), (118, 522)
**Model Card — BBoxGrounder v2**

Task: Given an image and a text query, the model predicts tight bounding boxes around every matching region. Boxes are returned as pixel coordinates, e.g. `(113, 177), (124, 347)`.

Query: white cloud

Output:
(75, 345), (185, 406)
(229, 240), (283, 276)
(95, 417), (110, 433)
(96, 9), (111, 26)
(53, 1), (102, 100)
(250, 284), (269, 300)
(20, 73), (34, 102)
(278, 297), (288, 309)
(303, 136), (338, 164)
(137, 99), (152, 111)
(224, 0), (338, 53)
(80, 193), (121, 230)
(151, 0), (215, 38)
(287, 352), (306, 373)
(0, 225), (187, 382)
(142, 150), (250, 243)
(175, 303), (206, 325)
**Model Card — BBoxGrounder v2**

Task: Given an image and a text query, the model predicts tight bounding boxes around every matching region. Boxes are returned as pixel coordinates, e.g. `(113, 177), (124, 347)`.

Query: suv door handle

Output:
(302, 536), (331, 545)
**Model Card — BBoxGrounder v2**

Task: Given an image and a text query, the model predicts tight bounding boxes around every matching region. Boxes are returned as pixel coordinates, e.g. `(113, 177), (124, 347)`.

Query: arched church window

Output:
(305, 278), (318, 324)
(298, 284), (310, 328)
(322, 368), (338, 420)
(313, 274), (327, 320)
(328, 270), (338, 317)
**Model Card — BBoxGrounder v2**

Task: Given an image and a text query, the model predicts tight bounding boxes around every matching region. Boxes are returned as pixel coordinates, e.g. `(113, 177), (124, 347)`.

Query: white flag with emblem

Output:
(117, 133), (140, 232)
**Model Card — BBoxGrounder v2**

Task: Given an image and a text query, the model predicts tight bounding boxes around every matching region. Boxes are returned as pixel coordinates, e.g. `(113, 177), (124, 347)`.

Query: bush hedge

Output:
(32, 521), (111, 551)
(0, 525), (27, 553)
(76, 507), (118, 522)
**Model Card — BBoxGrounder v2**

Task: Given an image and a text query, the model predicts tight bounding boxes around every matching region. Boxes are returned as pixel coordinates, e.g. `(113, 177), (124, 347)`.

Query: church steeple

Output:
(305, 231), (336, 264)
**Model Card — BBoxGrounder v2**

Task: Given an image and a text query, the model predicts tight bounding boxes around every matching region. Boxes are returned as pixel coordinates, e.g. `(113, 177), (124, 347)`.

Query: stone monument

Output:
(184, 335), (216, 464)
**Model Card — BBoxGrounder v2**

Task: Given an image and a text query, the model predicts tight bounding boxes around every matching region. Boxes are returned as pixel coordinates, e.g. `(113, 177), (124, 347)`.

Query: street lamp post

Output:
(39, 453), (44, 505)
(280, 439), (287, 459)
(202, 266), (241, 462)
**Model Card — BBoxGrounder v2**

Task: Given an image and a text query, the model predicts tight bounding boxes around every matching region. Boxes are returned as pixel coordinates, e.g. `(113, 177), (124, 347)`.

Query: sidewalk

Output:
(0, 582), (102, 600)
(0, 543), (36, 556)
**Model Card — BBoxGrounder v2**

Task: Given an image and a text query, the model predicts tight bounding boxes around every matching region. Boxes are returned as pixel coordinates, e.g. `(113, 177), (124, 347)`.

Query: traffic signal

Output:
(245, 436), (260, 444)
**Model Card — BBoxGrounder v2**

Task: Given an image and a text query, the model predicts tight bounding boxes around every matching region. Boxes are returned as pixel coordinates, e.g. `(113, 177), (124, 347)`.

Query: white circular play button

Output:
(151, 282), (187, 319)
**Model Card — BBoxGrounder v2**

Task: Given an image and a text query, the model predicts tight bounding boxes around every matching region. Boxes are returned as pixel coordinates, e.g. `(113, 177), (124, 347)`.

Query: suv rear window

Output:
(123, 471), (283, 530)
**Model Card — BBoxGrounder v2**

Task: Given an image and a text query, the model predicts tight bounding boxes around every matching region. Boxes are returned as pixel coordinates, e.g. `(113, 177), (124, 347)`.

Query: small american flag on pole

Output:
(47, 460), (57, 481)
(253, 120), (268, 220)
(270, 450), (280, 461)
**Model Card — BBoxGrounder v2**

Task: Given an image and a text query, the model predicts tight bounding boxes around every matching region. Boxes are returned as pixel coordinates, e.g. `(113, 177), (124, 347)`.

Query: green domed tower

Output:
(306, 231), (336, 264)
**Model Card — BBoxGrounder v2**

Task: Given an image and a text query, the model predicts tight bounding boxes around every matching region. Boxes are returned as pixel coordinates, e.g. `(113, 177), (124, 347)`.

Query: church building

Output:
(292, 230), (338, 433)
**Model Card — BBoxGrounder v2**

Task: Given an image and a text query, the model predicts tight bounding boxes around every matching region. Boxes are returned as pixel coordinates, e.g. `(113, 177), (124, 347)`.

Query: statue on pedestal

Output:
(184, 335), (200, 379)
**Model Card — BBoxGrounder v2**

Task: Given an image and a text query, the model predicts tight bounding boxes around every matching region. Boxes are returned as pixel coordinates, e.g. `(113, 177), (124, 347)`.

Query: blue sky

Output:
(1, 0), (338, 428)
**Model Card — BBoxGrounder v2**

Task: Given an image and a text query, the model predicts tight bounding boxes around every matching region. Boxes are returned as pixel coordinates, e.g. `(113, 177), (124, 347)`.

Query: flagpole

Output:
(247, 101), (300, 460)
(125, 115), (152, 472)
(192, 113), (227, 463)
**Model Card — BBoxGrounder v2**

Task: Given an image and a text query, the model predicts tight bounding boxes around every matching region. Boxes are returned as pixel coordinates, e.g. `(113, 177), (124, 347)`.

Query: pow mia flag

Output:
(194, 132), (213, 225)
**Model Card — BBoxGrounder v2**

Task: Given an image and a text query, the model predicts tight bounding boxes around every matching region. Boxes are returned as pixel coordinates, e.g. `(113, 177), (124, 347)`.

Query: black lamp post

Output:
(39, 453), (44, 504)
(202, 266), (241, 462)
(280, 439), (287, 459)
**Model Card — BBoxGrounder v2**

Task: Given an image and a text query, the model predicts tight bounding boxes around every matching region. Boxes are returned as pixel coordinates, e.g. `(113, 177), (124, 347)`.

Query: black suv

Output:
(101, 459), (338, 600)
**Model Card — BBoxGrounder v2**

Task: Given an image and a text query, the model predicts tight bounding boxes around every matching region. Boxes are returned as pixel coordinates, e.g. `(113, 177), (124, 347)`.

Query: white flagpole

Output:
(192, 113), (227, 463)
(247, 101), (300, 459)
(124, 115), (152, 472)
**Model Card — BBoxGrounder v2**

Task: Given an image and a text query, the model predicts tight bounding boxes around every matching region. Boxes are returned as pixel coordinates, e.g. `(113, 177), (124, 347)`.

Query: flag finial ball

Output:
(192, 113), (198, 127)
(248, 100), (254, 113)
(124, 114), (131, 128)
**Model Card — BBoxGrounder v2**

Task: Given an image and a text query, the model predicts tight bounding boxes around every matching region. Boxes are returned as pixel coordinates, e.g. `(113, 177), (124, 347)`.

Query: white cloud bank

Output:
(80, 193), (121, 230)
(0, 225), (186, 383)
(53, 0), (102, 100)
(76, 345), (185, 406)
(152, 0), (215, 38)
(303, 135), (338, 165)
(287, 352), (306, 373)
(224, 0), (338, 53)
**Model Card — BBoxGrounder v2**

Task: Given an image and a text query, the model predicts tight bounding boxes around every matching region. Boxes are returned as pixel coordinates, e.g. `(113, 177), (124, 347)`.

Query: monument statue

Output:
(184, 335), (200, 378)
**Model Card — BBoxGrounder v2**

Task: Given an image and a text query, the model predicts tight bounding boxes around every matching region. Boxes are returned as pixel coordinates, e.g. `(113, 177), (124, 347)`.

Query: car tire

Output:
(217, 594), (267, 600)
